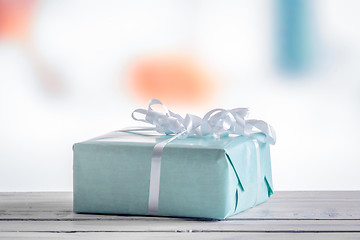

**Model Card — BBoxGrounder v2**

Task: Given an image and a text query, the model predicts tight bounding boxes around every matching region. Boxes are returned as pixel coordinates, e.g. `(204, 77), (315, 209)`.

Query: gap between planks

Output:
(0, 232), (359, 240)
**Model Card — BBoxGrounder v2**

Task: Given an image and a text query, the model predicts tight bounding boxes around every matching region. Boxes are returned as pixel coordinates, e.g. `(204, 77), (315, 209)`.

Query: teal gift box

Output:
(73, 130), (274, 219)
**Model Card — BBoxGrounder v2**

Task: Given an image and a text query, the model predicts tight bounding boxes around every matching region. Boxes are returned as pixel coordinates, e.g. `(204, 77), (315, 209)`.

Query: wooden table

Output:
(0, 192), (359, 239)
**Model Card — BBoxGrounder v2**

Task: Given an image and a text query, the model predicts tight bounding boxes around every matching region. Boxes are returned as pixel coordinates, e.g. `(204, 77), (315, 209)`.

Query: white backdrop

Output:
(0, 0), (359, 191)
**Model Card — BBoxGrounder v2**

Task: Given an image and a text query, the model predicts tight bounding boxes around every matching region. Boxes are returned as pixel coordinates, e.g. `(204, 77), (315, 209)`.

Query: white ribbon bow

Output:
(132, 99), (276, 144)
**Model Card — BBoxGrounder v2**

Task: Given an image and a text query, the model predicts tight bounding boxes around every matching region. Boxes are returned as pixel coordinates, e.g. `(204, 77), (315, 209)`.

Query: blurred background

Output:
(0, 0), (359, 191)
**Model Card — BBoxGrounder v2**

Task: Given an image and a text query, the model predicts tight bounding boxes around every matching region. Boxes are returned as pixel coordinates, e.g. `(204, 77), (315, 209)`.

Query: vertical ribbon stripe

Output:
(252, 138), (262, 206)
(147, 132), (184, 215)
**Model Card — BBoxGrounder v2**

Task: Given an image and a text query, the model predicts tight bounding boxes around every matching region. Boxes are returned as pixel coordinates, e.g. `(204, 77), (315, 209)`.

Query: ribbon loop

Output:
(133, 99), (276, 144)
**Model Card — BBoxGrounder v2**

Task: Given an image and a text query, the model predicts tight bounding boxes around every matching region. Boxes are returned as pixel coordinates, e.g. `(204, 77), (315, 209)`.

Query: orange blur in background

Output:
(127, 53), (217, 106)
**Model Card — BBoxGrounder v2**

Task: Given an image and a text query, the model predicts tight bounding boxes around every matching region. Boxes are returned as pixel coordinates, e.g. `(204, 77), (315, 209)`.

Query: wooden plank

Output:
(0, 220), (359, 232)
(1, 205), (360, 221)
(0, 232), (360, 240)
(1, 191), (359, 200)
(1, 192), (359, 220)
(1, 191), (359, 207)
(269, 191), (360, 200)
(0, 192), (359, 239)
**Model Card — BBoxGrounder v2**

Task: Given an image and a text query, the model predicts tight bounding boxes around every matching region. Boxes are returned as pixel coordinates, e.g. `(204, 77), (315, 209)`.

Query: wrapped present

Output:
(73, 99), (276, 219)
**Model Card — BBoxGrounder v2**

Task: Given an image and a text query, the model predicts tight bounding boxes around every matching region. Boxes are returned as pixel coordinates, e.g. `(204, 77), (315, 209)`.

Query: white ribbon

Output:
(132, 99), (276, 215)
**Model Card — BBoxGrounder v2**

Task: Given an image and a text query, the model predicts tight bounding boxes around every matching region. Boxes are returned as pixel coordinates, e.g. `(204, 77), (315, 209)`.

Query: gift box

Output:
(73, 99), (275, 219)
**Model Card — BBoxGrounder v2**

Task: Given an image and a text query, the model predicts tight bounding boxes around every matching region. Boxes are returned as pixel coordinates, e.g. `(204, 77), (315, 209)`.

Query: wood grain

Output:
(0, 192), (359, 239)
(1, 232), (360, 240)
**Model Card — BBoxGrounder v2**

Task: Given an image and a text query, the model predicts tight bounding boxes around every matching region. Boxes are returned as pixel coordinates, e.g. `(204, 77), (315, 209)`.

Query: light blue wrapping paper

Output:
(73, 130), (273, 219)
